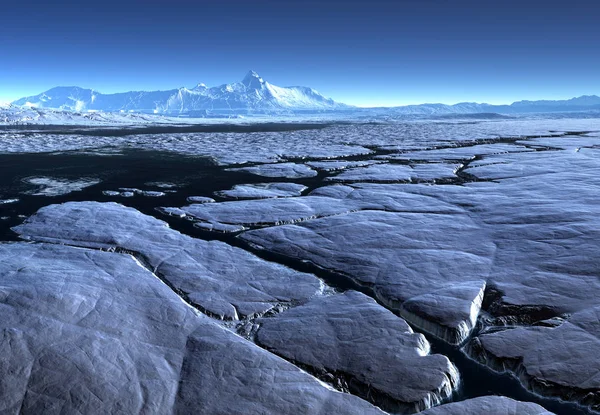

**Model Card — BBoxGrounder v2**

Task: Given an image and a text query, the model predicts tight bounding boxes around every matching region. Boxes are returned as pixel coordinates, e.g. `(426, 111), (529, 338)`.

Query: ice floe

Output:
(145, 181), (179, 189)
(186, 196), (216, 203)
(327, 163), (460, 182)
(241, 209), (493, 344)
(380, 143), (533, 161)
(256, 291), (459, 413)
(0, 242), (383, 414)
(465, 147), (600, 180)
(119, 188), (167, 197)
(306, 160), (385, 172)
(23, 177), (100, 196)
(104, 188), (167, 197)
(0, 198), (18, 205)
(179, 196), (357, 228)
(215, 182), (307, 199)
(175, 318), (385, 415)
(466, 306), (600, 410)
(14, 202), (323, 320)
(177, 183), (463, 229)
(419, 396), (554, 414)
(227, 162), (318, 178)
(515, 134), (600, 150)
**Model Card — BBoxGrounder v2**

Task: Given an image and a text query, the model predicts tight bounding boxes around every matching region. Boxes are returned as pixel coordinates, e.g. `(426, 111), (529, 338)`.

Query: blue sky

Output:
(1, 0), (598, 106)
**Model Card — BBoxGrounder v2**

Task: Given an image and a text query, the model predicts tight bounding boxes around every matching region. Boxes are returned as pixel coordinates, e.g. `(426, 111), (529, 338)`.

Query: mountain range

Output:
(11, 71), (600, 116)
(384, 95), (600, 115)
(12, 71), (349, 115)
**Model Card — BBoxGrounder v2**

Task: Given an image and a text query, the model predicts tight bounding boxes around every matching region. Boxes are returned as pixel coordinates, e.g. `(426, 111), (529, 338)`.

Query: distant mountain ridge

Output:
(12, 71), (349, 115)
(12, 73), (600, 116)
(386, 95), (600, 115)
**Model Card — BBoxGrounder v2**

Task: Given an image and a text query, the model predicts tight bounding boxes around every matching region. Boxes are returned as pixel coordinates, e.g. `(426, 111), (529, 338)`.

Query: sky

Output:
(1, 0), (599, 107)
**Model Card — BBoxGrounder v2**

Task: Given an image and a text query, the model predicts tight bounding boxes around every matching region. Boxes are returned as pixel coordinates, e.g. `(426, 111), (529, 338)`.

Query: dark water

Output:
(0, 149), (594, 415)
(0, 122), (335, 134)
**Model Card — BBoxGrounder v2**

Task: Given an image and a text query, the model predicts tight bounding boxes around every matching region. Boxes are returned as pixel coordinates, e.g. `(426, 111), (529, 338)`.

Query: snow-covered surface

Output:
(215, 182), (307, 199)
(516, 134), (600, 150)
(228, 131), (599, 348)
(256, 291), (459, 413)
(381, 143), (533, 161)
(241, 209), (492, 344)
(419, 396), (554, 414)
(119, 188), (167, 197)
(328, 163), (460, 182)
(0, 117), (596, 167)
(186, 196), (215, 204)
(14, 202), (323, 320)
(176, 183), (463, 229)
(104, 189), (166, 197)
(306, 159), (385, 171)
(0, 242), (382, 414)
(2, 115), (600, 413)
(240, 151), (600, 348)
(145, 181), (179, 189)
(467, 307), (600, 408)
(227, 162), (318, 178)
(175, 320), (385, 415)
(179, 196), (357, 228)
(465, 147), (600, 180)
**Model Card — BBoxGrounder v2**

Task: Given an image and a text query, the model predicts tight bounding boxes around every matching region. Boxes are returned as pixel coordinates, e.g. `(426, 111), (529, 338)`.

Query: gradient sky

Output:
(1, 0), (598, 106)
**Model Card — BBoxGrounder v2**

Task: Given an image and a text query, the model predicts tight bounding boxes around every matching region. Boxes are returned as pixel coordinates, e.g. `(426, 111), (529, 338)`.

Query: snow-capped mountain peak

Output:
(242, 70), (266, 90)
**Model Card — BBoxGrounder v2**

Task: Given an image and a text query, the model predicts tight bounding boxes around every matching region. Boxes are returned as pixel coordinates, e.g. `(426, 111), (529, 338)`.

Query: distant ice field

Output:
(0, 116), (598, 164)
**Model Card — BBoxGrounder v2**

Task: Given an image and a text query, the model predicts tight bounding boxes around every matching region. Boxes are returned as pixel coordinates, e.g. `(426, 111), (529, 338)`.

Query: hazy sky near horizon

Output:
(1, 0), (598, 106)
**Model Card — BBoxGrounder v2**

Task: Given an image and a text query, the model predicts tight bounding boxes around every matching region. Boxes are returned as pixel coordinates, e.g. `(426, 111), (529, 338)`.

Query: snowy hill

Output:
(12, 71), (349, 115)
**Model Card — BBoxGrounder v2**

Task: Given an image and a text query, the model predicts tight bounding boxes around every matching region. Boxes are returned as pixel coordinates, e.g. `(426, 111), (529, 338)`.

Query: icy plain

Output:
(1, 115), (599, 414)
